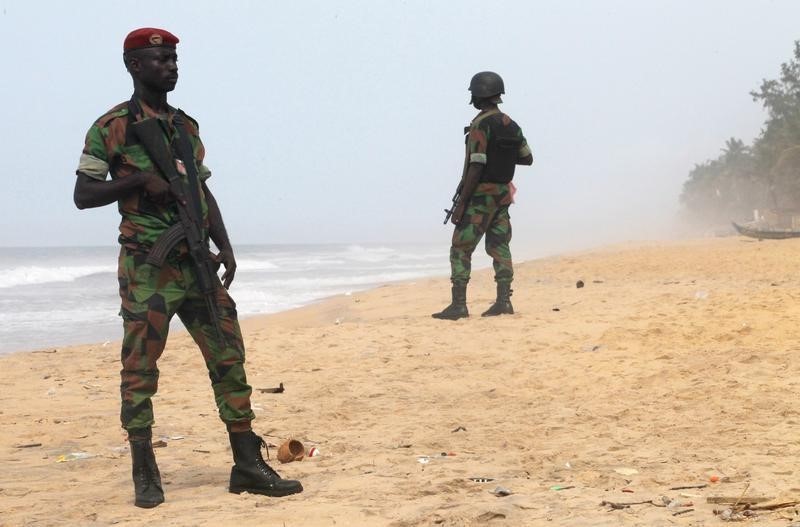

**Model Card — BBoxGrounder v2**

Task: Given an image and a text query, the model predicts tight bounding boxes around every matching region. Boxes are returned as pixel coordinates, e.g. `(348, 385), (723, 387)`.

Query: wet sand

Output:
(3, 237), (800, 526)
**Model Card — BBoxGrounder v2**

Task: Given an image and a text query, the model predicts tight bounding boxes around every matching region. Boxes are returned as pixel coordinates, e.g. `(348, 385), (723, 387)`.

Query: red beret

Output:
(123, 28), (179, 52)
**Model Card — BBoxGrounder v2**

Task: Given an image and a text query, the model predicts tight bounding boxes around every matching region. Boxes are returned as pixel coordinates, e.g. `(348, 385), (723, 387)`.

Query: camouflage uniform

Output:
(77, 99), (254, 433)
(451, 109), (531, 285)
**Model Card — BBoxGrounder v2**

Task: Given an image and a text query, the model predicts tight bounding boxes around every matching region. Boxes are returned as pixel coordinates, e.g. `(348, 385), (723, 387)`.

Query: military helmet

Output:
(468, 71), (505, 98)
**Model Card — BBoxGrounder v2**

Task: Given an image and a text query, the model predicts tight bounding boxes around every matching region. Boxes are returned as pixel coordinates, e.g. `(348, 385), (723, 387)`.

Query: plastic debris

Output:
(56, 452), (93, 463)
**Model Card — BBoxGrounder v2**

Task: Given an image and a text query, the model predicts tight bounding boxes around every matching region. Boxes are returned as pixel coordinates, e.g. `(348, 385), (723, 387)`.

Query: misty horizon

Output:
(2, 1), (799, 258)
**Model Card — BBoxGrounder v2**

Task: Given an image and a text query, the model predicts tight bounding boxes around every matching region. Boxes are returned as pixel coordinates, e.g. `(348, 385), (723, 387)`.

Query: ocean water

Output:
(0, 244), (448, 355)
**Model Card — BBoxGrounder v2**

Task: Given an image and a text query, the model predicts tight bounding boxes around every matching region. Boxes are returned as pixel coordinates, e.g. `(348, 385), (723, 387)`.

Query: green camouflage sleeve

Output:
(468, 124), (488, 165)
(518, 128), (532, 159)
(186, 121), (211, 181)
(194, 136), (211, 181)
(76, 124), (110, 181)
(198, 163), (211, 181)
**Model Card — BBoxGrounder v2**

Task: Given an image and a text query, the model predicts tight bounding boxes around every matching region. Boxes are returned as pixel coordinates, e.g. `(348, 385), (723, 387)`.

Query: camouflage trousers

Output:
(450, 183), (513, 285)
(117, 247), (255, 433)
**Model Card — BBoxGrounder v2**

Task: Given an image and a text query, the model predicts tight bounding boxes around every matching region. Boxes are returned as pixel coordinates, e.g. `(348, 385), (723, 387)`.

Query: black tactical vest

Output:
(479, 113), (523, 184)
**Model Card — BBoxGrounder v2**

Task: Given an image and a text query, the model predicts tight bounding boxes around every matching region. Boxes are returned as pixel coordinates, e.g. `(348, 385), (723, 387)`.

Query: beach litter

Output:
(277, 439), (305, 463)
(14, 443), (42, 449)
(670, 483), (708, 490)
(601, 494), (693, 513)
(417, 452), (456, 464)
(613, 467), (639, 476)
(258, 382), (285, 394)
(56, 452), (93, 463)
(468, 477), (494, 483)
(490, 486), (513, 497)
(600, 499), (652, 510)
(550, 485), (575, 491)
(715, 508), (758, 521)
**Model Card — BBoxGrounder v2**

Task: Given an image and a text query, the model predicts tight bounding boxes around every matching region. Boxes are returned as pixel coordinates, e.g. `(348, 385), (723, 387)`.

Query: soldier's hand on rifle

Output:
(167, 180), (187, 207)
(450, 203), (466, 225)
(215, 247), (237, 289)
(140, 172), (174, 205)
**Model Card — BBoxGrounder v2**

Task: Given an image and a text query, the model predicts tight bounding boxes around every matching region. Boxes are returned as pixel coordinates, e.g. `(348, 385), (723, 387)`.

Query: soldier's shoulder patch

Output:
(95, 101), (130, 128)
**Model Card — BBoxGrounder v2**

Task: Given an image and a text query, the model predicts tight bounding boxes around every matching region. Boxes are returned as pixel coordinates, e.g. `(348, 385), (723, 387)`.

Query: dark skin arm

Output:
(450, 163), (483, 225)
(73, 171), (172, 209)
(203, 182), (237, 289)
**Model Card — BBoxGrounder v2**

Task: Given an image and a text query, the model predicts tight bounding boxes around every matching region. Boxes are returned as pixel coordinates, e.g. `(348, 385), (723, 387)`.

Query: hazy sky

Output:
(1, 0), (799, 257)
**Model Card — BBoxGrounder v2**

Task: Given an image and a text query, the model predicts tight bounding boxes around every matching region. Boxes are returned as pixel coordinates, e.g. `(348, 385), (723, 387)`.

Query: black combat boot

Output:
(128, 429), (164, 508)
(481, 282), (514, 317)
(228, 431), (303, 497)
(432, 284), (469, 320)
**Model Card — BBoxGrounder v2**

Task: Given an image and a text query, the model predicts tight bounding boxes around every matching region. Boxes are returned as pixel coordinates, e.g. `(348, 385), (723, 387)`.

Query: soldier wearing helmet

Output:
(433, 71), (533, 320)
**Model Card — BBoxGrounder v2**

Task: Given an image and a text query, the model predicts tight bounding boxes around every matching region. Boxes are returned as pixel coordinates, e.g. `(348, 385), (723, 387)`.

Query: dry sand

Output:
(3, 237), (800, 526)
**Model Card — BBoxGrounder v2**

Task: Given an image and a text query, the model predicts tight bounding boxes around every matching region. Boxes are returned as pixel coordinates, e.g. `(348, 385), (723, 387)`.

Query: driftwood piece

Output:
(749, 500), (800, 511)
(707, 496), (773, 505)
(600, 500), (653, 510)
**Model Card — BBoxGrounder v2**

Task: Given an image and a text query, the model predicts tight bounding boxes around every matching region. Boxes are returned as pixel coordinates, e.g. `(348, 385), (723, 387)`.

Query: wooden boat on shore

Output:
(732, 221), (800, 240)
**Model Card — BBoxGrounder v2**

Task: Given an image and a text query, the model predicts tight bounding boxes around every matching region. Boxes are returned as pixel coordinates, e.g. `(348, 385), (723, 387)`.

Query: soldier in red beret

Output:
(73, 28), (303, 507)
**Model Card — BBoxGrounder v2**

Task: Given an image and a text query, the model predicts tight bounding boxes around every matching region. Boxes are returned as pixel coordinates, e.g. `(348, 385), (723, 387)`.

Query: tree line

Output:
(681, 41), (800, 228)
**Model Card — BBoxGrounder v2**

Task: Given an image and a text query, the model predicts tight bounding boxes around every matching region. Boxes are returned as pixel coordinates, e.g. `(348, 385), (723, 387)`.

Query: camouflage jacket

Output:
(77, 97), (212, 250)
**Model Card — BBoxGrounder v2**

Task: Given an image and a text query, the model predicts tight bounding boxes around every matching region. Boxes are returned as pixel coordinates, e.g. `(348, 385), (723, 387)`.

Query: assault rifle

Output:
(129, 114), (226, 346)
(443, 180), (464, 224)
(443, 126), (472, 224)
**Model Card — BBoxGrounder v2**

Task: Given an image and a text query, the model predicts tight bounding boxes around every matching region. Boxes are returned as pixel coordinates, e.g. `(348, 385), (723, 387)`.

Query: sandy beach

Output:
(4, 236), (800, 526)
